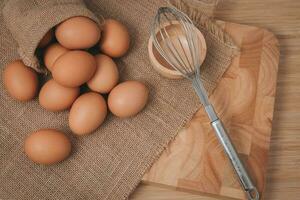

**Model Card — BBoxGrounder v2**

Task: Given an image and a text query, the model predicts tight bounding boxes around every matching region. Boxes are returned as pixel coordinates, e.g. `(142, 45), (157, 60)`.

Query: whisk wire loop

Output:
(153, 7), (200, 78)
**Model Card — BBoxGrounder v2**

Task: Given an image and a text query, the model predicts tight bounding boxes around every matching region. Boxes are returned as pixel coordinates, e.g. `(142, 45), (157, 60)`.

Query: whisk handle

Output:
(211, 119), (259, 200)
(192, 77), (258, 199)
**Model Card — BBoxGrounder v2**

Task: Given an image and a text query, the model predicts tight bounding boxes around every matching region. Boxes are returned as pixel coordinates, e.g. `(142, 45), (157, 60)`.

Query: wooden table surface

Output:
(130, 1), (300, 199)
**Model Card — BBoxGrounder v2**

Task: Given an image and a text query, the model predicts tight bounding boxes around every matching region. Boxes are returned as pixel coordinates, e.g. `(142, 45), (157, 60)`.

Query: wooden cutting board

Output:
(142, 21), (279, 200)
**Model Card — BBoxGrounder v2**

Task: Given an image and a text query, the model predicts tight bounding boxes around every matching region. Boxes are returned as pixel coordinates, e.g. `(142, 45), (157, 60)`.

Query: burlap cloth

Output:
(0, 0), (237, 199)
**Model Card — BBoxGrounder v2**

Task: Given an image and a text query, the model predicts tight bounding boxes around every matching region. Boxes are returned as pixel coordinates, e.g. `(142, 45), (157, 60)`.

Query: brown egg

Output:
(24, 129), (71, 165)
(108, 81), (149, 118)
(99, 19), (130, 57)
(56, 16), (101, 49)
(43, 43), (69, 72)
(39, 79), (79, 112)
(69, 92), (107, 135)
(52, 50), (96, 87)
(38, 29), (54, 48)
(3, 60), (38, 101)
(87, 54), (119, 93)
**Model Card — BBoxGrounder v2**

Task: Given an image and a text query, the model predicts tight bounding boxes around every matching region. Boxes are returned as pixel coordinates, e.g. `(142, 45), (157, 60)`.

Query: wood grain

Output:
(131, 0), (300, 200)
(142, 21), (279, 200)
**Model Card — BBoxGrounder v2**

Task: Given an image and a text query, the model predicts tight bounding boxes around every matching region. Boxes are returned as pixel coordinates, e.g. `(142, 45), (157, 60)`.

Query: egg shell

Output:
(69, 92), (107, 135)
(39, 79), (79, 112)
(24, 129), (71, 165)
(87, 54), (119, 93)
(99, 19), (130, 57)
(52, 50), (96, 87)
(38, 29), (54, 48)
(56, 16), (101, 49)
(43, 43), (69, 72)
(3, 60), (38, 101)
(108, 81), (149, 118)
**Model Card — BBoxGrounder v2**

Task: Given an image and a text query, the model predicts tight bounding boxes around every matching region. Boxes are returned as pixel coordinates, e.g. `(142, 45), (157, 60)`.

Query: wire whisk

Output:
(151, 7), (259, 200)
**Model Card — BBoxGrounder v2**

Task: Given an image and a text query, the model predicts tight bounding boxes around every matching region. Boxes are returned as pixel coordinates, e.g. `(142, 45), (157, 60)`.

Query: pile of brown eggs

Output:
(3, 17), (149, 165)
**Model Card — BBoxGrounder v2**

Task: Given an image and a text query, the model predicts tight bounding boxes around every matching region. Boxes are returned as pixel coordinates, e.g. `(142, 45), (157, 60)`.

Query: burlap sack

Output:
(0, 0), (237, 199)
(2, 0), (102, 73)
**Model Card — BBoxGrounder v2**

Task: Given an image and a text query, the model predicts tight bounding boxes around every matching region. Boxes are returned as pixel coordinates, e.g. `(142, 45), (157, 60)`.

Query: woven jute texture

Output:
(0, 0), (236, 199)
(2, 0), (101, 73)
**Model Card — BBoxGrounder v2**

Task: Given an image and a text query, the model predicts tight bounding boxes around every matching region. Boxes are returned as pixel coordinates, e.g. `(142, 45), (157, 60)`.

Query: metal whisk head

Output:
(151, 7), (201, 79)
